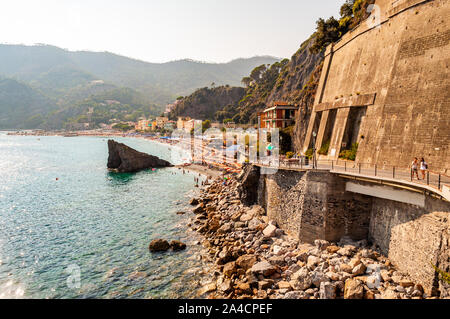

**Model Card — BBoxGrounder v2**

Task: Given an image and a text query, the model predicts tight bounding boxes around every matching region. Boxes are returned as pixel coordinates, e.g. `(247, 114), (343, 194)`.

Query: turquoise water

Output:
(0, 133), (207, 299)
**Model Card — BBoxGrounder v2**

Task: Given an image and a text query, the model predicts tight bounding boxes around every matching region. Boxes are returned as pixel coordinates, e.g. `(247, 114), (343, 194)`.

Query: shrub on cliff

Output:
(318, 140), (330, 155)
(286, 152), (295, 159)
(432, 263), (450, 284)
(339, 142), (358, 161)
(310, 0), (375, 53)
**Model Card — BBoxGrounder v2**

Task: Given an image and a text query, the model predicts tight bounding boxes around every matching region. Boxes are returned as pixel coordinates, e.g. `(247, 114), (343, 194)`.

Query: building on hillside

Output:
(156, 117), (169, 128)
(164, 121), (176, 131)
(105, 100), (120, 105)
(257, 112), (266, 129)
(135, 119), (152, 131)
(259, 102), (298, 129)
(177, 117), (191, 130)
(165, 100), (181, 114)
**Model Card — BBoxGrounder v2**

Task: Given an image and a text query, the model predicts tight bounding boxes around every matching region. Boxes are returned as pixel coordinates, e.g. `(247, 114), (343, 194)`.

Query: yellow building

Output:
(135, 119), (152, 131)
(156, 117), (169, 128)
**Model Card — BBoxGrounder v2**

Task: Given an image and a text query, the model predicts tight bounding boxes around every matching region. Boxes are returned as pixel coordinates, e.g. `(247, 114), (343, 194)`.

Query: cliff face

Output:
(166, 1), (382, 152)
(303, 0), (450, 172)
(265, 39), (324, 151)
(267, 39), (323, 105)
(171, 37), (324, 142)
(169, 86), (245, 121)
(235, 38), (323, 126)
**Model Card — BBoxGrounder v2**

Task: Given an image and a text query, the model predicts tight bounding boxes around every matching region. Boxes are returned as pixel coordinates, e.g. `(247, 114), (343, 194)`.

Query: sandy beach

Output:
(174, 163), (223, 179)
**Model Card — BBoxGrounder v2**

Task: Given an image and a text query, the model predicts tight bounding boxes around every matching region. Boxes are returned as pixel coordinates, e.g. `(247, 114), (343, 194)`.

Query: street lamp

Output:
(312, 131), (317, 169)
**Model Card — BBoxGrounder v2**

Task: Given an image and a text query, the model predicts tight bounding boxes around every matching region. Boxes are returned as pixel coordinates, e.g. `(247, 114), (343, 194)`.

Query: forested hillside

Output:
(168, 86), (245, 121)
(0, 78), (56, 129)
(0, 44), (277, 129)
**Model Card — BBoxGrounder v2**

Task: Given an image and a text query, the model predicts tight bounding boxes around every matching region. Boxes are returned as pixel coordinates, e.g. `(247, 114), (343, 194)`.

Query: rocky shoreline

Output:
(187, 172), (433, 300)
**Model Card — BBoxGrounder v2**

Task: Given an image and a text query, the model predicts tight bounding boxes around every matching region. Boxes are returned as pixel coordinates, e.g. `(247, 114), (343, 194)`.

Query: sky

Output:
(1, 0), (342, 63)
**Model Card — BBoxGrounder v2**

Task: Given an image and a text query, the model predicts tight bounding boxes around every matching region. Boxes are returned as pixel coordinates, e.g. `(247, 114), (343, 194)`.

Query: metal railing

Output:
(272, 158), (450, 192)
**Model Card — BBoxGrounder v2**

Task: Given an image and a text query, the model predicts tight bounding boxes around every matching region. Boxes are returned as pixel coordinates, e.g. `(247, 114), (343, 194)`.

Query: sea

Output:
(0, 132), (210, 299)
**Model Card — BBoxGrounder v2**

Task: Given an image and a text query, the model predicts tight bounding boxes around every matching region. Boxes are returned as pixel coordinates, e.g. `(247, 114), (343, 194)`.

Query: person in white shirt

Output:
(420, 157), (428, 180)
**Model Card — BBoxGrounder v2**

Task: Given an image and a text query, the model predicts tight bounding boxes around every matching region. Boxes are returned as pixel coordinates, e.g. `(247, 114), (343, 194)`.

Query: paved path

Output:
(259, 159), (450, 196)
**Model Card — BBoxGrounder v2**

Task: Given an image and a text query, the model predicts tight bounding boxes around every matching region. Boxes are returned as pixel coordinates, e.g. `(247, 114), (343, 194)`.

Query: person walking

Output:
(411, 157), (419, 180)
(420, 157), (428, 180)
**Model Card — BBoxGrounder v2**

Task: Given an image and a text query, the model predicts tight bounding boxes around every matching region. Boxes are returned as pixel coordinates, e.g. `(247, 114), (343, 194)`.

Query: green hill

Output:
(0, 44), (278, 129)
(0, 78), (56, 129)
(0, 44), (278, 104)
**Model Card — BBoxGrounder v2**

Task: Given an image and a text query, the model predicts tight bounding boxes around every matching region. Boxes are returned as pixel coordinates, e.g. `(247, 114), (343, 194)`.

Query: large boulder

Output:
(237, 164), (260, 206)
(290, 268), (313, 290)
(223, 261), (237, 278)
(170, 240), (187, 251)
(149, 239), (170, 252)
(236, 255), (257, 271)
(250, 261), (277, 277)
(107, 140), (172, 173)
(344, 278), (364, 299)
(320, 282), (337, 299)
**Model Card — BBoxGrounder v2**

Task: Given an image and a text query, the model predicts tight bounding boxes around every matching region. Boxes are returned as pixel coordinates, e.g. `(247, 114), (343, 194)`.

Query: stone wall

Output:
(302, 0), (450, 173)
(254, 165), (450, 296)
(258, 169), (372, 243)
(369, 195), (450, 296)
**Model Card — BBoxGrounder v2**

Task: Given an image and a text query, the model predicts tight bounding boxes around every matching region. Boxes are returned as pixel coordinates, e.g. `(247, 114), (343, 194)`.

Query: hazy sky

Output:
(1, 0), (342, 63)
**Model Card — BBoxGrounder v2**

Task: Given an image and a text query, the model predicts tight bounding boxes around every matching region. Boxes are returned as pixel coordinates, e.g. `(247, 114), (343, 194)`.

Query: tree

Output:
(241, 76), (252, 87)
(340, 0), (355, 17)
(202, 119), (211, 132)
(249, 64), (267, 83)
(310, 17), (341, 53)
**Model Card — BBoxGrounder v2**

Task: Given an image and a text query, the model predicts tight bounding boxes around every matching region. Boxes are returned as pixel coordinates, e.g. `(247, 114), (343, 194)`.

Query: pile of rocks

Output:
(188, 177), (429, 299)
(149, 239), (186, 252)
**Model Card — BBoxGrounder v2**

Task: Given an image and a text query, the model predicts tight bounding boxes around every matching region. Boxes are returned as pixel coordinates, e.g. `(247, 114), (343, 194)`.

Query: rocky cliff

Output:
(169, 86), (245, 121)
(168, 0), (379, 151)
(170, 38), (323, 131)
(107, 140), (172, 172)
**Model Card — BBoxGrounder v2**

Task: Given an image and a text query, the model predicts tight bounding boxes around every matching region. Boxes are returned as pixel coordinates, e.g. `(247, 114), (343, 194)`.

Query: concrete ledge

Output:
(388, 0), (430, 18)
(335, 171), (450, 202)
(443, 184), (450, 200)
(314, 93), (376, 112)
(346, 181), (425, 207)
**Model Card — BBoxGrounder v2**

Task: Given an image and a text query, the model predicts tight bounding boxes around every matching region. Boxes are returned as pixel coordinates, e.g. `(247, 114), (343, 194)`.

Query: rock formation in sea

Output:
(107, 139), (172, 173)
(149, 239), (170, 252)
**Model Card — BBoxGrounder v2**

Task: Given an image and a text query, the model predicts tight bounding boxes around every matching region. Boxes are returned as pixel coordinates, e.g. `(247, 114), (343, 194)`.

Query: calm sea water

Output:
(0, 133), (209, 299)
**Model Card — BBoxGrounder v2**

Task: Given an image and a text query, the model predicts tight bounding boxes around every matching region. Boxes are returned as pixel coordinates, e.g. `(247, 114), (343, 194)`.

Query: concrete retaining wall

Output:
(256, 167), (450, 296)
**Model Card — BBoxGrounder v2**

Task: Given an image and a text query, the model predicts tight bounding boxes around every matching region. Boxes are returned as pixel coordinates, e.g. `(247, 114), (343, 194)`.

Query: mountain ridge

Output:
(0, 44), (279, 129)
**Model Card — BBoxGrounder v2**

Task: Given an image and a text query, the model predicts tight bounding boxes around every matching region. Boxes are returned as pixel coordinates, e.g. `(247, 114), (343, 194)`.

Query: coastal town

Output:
(7, 100), (302, 175)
